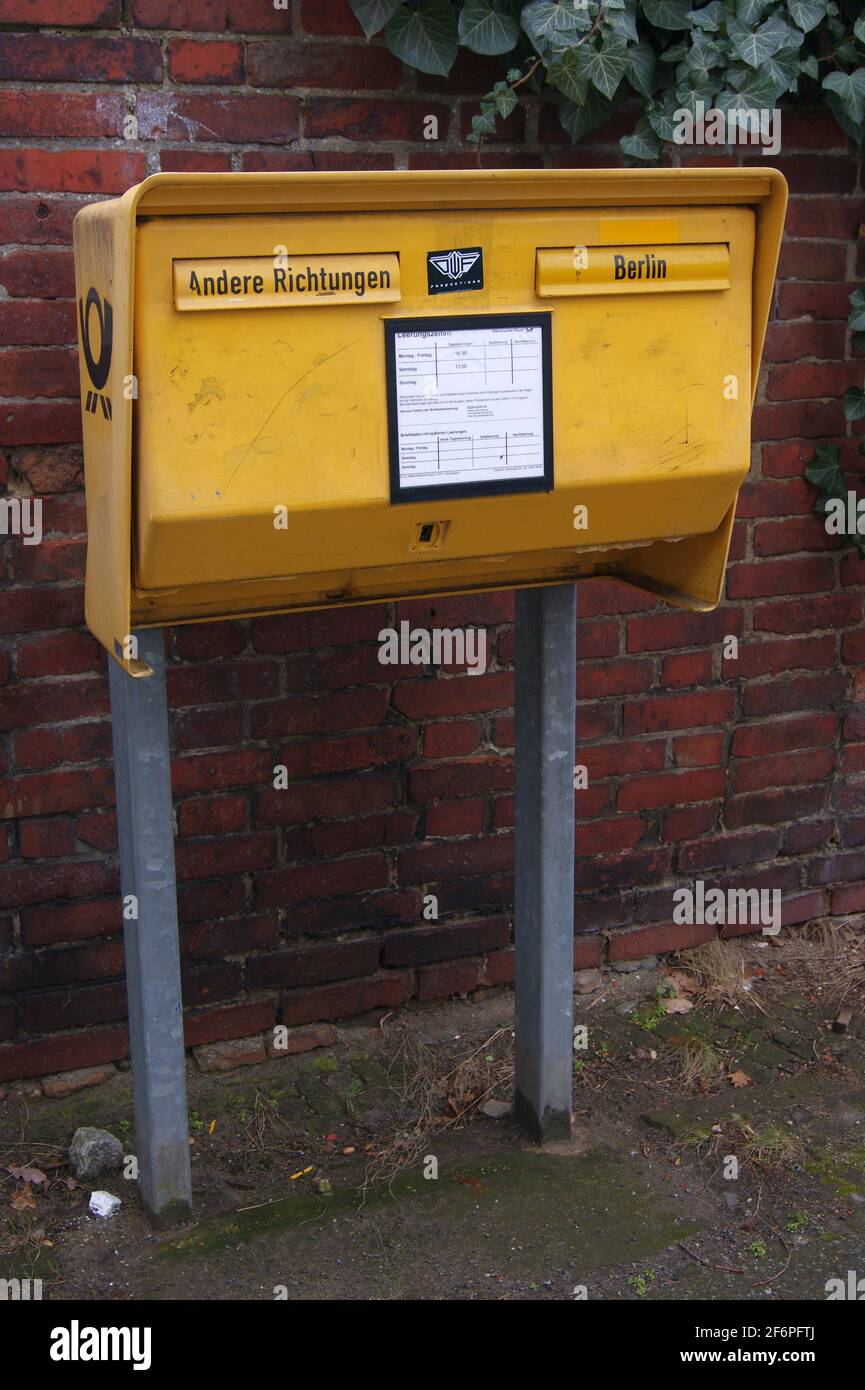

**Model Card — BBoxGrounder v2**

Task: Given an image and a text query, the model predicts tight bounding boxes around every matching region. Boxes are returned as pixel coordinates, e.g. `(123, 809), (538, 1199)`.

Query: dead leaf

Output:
(729, 1070), (751, 1088)
(666, 971), (700, 995)
(10, 1184), (37, 1212)
(455, 1173), (483, 1195)
(662, 997), (693, 1015)
(7, 1165), (48, 1186)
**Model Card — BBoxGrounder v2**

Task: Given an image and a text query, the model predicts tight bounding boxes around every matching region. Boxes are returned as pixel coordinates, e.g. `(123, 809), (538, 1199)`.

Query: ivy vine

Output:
(349, 2), (865, 159)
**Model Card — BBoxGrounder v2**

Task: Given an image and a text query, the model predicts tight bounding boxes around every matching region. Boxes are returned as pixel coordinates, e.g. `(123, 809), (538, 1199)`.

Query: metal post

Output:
(108, 627), (192, 1227)
(514, 583), (577, 1142)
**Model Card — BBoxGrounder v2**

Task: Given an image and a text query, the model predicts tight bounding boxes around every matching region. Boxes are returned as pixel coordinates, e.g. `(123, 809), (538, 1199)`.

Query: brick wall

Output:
(0, 0), (863, 1083)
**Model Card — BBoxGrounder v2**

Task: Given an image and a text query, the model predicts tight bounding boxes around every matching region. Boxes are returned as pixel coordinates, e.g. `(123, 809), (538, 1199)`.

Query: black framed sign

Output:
(385, 311), (553, 504)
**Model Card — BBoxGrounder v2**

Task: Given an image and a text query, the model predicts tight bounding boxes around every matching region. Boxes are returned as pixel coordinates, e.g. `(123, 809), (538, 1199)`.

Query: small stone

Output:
(612, 956), (658, 974)
(480, 1099), (511, 1119)
(265, 1023), (337, 1059)
(193, 1035), (266, 1073)
(43, 1065), (116, 1098)
(574, 968), (602, 995)
(88, 1190), (121, 1218)
(313, 1175), (333, 1198)
(723, 1192), (740, 1209)
(69, 1127), (123, 1181)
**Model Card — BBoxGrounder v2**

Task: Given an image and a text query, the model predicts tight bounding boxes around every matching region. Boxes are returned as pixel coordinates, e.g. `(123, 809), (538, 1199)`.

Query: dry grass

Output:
(361, 1021), (514, 1195)
(676, 1035), (728, 1090)
(673, 938), (750, 1004)
(802, 916), (865, 1009)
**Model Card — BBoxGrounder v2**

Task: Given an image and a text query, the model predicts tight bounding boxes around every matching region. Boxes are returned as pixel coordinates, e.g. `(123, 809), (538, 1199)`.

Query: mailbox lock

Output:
(411, 521), (448, 551)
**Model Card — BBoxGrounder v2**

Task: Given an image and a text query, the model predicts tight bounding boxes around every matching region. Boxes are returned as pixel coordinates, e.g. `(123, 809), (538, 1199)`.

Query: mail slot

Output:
(73, 169), (786, 674)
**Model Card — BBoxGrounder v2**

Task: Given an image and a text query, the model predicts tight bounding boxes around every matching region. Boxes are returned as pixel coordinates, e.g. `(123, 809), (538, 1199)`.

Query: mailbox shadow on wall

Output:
(74, 170), (787, 1224)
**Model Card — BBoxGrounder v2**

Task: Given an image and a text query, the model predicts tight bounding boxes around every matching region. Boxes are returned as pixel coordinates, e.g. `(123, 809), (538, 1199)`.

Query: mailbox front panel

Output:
(132, 203), (754, 609)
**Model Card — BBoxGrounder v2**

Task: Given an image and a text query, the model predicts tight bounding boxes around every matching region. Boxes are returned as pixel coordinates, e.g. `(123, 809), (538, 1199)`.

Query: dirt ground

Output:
(2, 922), (865, 1302)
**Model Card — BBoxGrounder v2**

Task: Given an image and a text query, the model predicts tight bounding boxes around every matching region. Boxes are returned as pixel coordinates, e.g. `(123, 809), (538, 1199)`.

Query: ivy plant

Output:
(349, 2), (865, 160)
(803, 290), (865, 558)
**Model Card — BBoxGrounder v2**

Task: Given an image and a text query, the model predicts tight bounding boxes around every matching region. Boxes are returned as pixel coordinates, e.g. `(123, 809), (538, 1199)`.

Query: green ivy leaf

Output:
(805, 443), (845, 497)
(763, 45), (803, 91)
(642, 0), (693, 29)
(850, 289), (865, 333)
(627, 40), (656, 97)
(729, 14), (791, 67)
(546, 46), (590, 102)
(823, 66), (865, 124)
(737, 0), (772, 24)
(349, 0), (404, 39)
(458, 0), (521, 56)
(824, 90), (865, 144)
(845, 386), (865, 421)
(492, 81), (520, 117)
(691, 1), (725, 31)
(581, 36), (629, 99)
(647, 89), (685, 140)
(559, 85), (618, 141)
(620, 116), (663, 161)
(608, 0), (640, 43)
(520, 0), (591, 49)
(856, 14), (865, 45)
(385, 0), (459, 76)
(800, 53), (819, 79)
(787, 0), (828, 33)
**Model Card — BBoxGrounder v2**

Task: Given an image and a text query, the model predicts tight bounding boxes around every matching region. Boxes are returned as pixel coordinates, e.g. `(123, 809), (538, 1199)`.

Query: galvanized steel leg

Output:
(108, 628), (192, 1227)
(514, 584), (577, 1142)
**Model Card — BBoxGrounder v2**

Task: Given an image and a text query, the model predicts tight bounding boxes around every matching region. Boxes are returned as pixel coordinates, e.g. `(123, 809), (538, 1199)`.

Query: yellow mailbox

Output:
(73, 169), (786, 675)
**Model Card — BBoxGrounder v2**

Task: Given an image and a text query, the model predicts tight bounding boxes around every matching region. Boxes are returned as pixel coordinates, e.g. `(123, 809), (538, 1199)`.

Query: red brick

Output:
(0, 148), (145, 193)
(398, 835), (513, 886)
(281, 972), (411, 1027)
(660, 651), (713, 688)
(427, 800), (485, 837)
(306, 98), (449, 142)
(168, 38), (243, 84)
(624, 690), (734, 735)
(132, 0), (227, 26)
(0, 0), (119, 20)
(742, 671), (846, 718)
(423, 720), (482, 759)
(732, 746), (835, 793)
(0, 1027), (126, 1083)
(247, 939), (380, 989)
(672, 732), (724, 768)
(626, 607), (741, 653)
(248, 40), (399, 89)
(731, 713), (836, 757)
(137, 92), (300, 143)
(418, 958), (480, 1001)
(183, 1001), (275, 1048)
(298, 0), (361, 34)
(726, 556), (835, 599)
(258, 854), (389, 907)
(608, 920), (714, 962)
(753, 594), (860, 636)
(726, 784), (827, 828)
(617, 769), (725, 812)
(383, 917), (509, 967)
(177, 795), (247, 838)
(662, 805), (717, 842)
(0, 33), (161, 80)
(19, 817), (76, 858)
(0, 90), (123, 138)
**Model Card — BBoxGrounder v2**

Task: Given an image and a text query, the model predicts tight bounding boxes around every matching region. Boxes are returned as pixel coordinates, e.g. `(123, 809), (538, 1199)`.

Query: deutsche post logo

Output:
(79, 287), (113, 420)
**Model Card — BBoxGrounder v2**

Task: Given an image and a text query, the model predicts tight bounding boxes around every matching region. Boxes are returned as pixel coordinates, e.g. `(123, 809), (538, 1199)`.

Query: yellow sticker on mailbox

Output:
(173, 253), (401, 311)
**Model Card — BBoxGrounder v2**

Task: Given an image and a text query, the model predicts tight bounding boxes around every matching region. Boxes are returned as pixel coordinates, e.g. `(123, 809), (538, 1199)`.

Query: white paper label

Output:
(391, 322), (547, 491)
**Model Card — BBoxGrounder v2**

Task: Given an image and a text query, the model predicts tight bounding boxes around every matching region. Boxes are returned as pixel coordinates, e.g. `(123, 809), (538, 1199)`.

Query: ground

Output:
(2, 924), (865, 1302)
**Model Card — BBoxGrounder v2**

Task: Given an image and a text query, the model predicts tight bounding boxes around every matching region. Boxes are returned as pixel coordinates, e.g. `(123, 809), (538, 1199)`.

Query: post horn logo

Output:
(79, 287), (113, 420)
